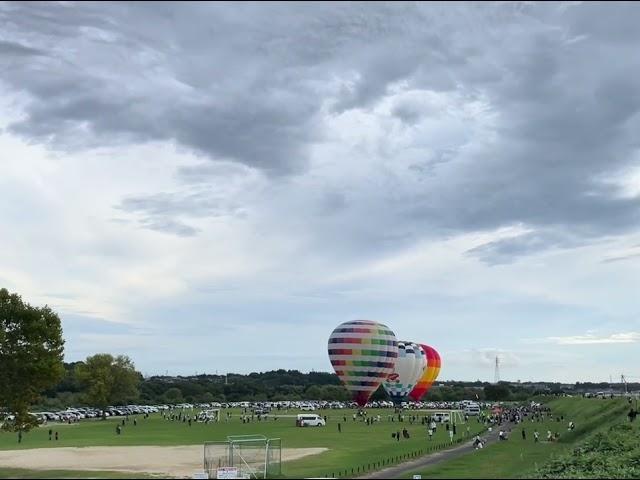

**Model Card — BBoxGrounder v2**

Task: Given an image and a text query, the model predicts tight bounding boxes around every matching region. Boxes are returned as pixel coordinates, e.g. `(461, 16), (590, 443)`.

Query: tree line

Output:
(39, 366), (543, 409)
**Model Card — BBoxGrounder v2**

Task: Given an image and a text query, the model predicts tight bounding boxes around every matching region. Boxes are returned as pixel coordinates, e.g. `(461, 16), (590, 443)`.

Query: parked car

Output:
(296, 414), (326, 427)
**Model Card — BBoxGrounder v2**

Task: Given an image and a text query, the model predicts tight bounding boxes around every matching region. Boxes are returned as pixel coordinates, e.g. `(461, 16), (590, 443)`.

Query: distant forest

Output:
(37, 362), (635, 410)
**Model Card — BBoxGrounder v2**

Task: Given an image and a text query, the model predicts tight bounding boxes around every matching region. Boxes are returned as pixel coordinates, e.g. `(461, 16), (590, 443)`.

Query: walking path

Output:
(360, 424), (511, 479)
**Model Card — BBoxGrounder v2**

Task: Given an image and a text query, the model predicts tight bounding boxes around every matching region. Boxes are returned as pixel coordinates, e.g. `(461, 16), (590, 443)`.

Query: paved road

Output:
(360, 424), (510, 479)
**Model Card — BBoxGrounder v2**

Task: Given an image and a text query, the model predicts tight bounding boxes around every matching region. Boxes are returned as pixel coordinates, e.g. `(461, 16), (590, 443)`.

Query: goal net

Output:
(204, 435), (281, 479)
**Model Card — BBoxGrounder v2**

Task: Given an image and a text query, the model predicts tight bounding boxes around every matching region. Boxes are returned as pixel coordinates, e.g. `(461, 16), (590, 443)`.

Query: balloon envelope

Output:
(383, 341), (426, 405)
(408, 344), (441, 402)
(328, 320), (399, 407)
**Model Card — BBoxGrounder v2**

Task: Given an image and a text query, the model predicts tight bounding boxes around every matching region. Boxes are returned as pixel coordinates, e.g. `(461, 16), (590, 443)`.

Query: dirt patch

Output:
(0, 445), (327, 478)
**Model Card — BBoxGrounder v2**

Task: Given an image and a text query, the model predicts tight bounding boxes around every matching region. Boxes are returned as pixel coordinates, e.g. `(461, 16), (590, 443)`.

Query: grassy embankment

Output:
(403, 396), (630, 479)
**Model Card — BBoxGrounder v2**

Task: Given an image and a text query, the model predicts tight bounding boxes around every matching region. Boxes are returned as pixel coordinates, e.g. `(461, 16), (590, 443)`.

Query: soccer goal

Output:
(204, 435), (281, 479)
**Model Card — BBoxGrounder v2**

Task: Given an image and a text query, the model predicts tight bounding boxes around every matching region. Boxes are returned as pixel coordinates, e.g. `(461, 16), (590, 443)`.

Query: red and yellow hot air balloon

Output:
(328, 320), (399, 407)
(408, 344), (441, 402)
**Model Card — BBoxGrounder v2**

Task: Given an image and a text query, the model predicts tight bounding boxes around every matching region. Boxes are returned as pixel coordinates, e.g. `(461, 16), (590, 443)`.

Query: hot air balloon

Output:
(408, 344), (441, 402)
(383, 342), (426, 405)
(328, 320), (399, 408)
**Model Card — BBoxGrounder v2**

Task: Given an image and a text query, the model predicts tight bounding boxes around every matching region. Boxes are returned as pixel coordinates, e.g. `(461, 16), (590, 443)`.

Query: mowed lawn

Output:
(0, 408), (486, 479)
(0, 468), (152, 479)
(403, 397), (631, 479)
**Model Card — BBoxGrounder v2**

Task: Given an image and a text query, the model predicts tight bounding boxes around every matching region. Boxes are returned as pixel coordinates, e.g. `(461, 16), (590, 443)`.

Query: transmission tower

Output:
(494, 356), (501, 384)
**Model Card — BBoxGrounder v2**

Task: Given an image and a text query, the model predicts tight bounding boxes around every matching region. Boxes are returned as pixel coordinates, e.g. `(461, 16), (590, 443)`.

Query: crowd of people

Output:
(469, 402), (579, 449)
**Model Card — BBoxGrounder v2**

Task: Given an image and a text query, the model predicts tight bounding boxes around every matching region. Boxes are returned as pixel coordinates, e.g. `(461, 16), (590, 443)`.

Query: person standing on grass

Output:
(55, 431), (59, 441)
(449, 429), (454, 443)
(534, 430), (539, 443)
(522, 429), (526, 440)
(428, 428), (433, 441)
(49, 429), (52, 441)
(338, 422), (341, 433)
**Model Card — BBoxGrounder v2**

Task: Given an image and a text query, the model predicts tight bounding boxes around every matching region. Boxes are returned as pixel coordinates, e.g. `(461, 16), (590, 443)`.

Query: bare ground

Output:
(0, 445), (327, 478)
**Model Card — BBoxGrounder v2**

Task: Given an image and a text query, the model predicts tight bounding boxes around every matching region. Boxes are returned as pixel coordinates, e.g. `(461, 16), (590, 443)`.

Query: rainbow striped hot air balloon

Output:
(328, 320), (399, 407)
(383, 342), (426, 405)
(408, 344), (441, 402)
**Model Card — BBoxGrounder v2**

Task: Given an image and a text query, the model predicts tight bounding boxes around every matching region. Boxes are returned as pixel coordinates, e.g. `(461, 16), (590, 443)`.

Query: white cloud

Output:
(1, 3), (640, 382)
(545, 332), (640, 345)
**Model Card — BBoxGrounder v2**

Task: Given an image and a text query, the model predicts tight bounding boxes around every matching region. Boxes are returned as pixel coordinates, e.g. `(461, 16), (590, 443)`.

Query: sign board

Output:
(216, 467), (239, 479)
(192, 472), (209, 479)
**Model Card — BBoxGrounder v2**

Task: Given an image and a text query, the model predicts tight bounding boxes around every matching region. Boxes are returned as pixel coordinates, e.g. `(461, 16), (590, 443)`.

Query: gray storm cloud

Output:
(1, 1), (640, 261)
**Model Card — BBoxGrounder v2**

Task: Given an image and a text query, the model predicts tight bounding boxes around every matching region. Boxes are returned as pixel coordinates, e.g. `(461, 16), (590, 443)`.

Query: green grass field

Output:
(0, 398), (628, 479)
(403, 397), (631, 479)
(0, 408), (485, 479)
(0, 468), (152, 479)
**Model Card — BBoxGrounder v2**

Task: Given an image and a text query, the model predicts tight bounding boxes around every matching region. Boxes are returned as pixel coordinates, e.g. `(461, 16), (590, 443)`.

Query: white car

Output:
(297, 414), (325, 427)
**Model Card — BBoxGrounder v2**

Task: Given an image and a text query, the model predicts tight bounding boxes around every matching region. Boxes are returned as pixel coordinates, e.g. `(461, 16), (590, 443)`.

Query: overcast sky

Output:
(1, 1), (639, 382)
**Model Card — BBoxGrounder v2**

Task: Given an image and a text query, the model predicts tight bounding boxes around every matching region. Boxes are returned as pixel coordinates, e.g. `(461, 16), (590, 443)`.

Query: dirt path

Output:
(360, 425), (511, 479)
(0, 445), (327, 478)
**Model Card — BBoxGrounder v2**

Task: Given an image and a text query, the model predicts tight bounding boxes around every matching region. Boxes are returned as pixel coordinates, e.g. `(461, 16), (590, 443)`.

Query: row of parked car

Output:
(5, 399), (495, 427)
(197, 399), (493, 412)
(27, 405), (163, 424)
(234, 400), (492, 410)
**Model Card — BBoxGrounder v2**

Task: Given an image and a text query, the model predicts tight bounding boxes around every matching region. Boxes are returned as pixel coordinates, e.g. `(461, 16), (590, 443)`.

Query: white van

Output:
(464, 403), (481, 416)
(297, 414), (326, 427)
(432, 412), (450, 423)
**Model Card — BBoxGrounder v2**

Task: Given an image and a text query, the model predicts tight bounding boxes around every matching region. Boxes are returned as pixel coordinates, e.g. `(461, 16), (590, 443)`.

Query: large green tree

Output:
(163, 387), (184, 404)
(0, 288), (65, 432)
(75, 354), (141, 409)
(484, 383), (512, 401)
